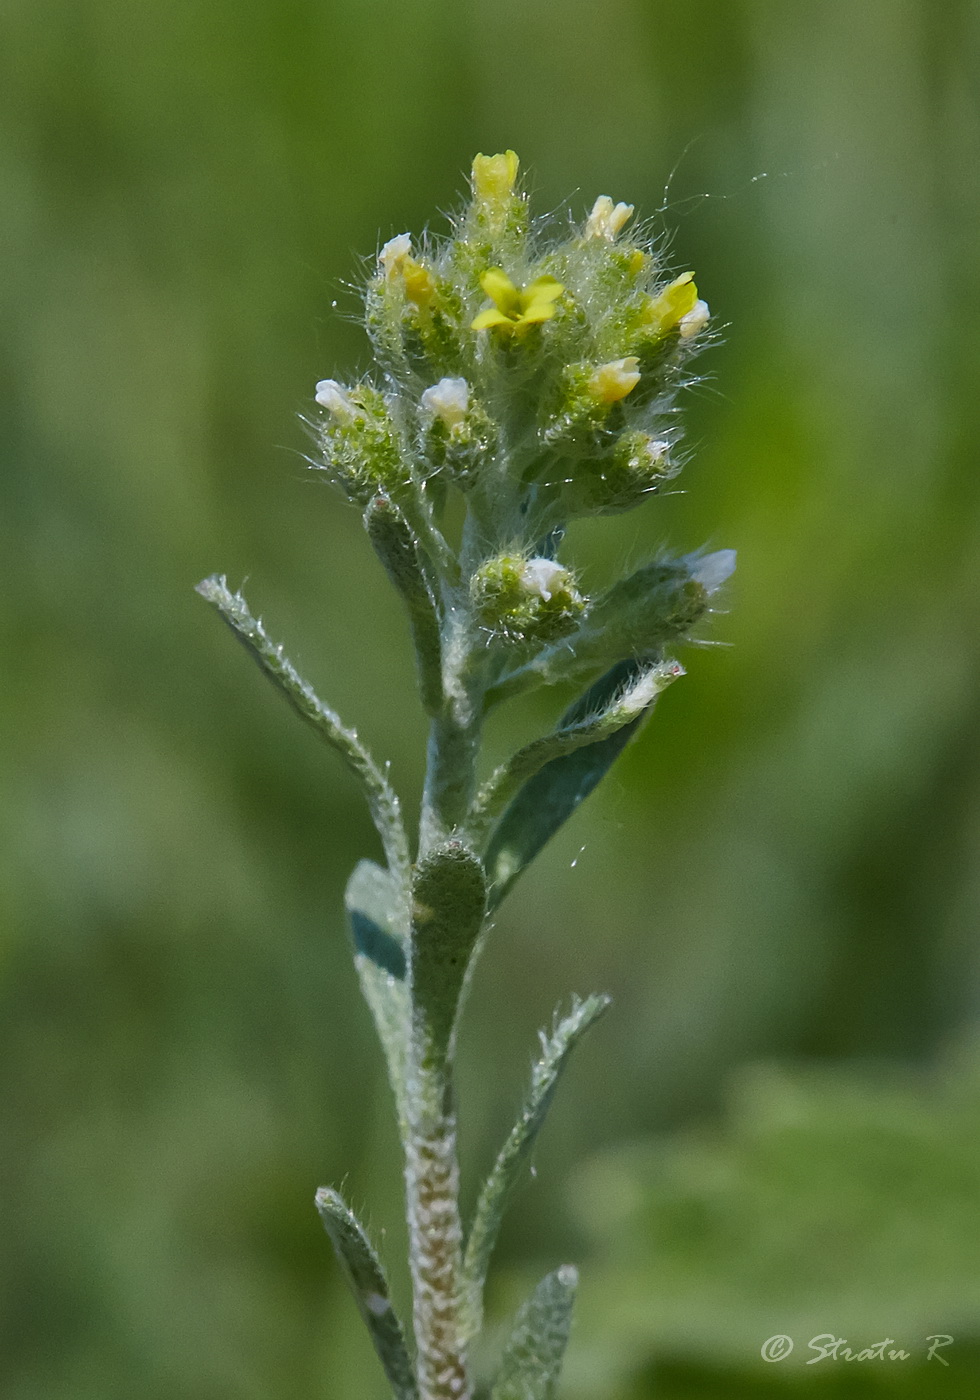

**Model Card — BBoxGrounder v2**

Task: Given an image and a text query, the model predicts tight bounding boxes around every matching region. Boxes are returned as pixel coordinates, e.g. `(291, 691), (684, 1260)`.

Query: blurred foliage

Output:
(561, 1045), (980, 1396)
(2, 0), (979, 1396)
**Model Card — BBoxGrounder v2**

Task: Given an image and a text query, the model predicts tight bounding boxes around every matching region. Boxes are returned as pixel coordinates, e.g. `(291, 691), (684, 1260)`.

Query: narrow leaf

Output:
(410, 841), (487, 1061)
(490, 1266), (578, 1400)
(460, 995), (610, 1342)
(485, 660), (676, 907)
(468, 660), (680, 847)
(315, 1186), (418, 1400)
(346, 860), (412, 1137)
(197, 576), (409, 880)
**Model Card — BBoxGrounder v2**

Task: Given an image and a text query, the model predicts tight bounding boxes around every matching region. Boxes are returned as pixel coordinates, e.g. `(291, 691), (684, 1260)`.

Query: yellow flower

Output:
(471, 150), (520, 204)
(641, 271), (700, 335)
(588, 357), (641, 404)
(471, 268), (564, 334)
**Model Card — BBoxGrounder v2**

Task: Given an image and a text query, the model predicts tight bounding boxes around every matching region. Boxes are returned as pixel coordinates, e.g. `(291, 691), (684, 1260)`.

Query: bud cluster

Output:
(309, 151), (730, 683)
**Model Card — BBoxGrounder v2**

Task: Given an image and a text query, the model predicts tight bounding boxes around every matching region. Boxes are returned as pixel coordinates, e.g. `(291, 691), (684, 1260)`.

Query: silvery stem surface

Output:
(405, 1046), (469, 1400)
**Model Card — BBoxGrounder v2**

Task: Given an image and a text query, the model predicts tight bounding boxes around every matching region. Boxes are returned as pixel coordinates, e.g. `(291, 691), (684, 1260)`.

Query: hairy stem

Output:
(419, 605), (484, 854)
(408, 638), (485, 1397)
(405, 1046), (470, 1400)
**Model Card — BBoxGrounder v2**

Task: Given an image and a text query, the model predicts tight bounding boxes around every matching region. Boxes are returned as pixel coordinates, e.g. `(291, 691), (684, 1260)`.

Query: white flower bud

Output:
(690, 549), (736, 594)
(678, 298), (710, 338)
(378, 233), (413, 280)
(520, 557), (572, 603)
(642, 439), (670, 467)
(585, 195), (634, 241)
(315, 379), (357, 421)
(421, 377), (470, 429)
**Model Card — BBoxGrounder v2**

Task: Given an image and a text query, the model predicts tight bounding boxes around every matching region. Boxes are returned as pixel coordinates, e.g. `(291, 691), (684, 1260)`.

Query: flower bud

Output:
(584, 195), (634, 241)
(556, 557), (723, 677)
(375, 234), (437, 310)
(638, 271), (700, 339)
(587, 357), (641, 405)
(313, 382), (408, 504)
(687, 548), (736, 594)
(379, 234), (413, 280)
(421, 377), (469, 429)
(471, 554), (586, 645)
(561, 432), (673, 517)
(678, 298), (710, 338)
(461, 150), (528, 258)
(419, 378), (495, 490)
(471, 150), (520, 205)
(315, 379), (357, 420)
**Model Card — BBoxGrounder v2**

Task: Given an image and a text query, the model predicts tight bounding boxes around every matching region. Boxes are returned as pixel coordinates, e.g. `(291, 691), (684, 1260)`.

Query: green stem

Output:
(404, 1039), (470, 1400)
(418, 604), (484, 854)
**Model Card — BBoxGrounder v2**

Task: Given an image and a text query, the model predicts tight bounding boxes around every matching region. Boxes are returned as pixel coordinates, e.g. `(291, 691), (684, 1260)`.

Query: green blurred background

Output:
(3, 0), (980, 1395)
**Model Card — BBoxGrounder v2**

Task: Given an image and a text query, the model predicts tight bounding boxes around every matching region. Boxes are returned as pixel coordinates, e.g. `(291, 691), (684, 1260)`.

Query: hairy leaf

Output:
(345, 859), (411, 1135)
(485, 660), (666, 906)
(490, 1266), (578, 1400)
(460, 994), (610, 1342)
(315, 1187), (418, 1400)
(197, 576), (410, 879)
(410, 840), (487, 1061)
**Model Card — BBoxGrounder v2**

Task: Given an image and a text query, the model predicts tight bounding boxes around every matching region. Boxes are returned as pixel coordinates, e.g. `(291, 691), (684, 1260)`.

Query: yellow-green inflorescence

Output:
(312, 151), (729, 655)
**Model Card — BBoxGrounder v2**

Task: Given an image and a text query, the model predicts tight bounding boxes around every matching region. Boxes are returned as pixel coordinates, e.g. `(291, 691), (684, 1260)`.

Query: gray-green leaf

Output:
(346, 859), (411, 1137)
(410, 840), (487, 1062)
(485, 660), (669, 907)
(196, 575), (410, 880)
(315, 1186), (418, 1400)
(490, 1266), (578, 1400)
(460, 995), (610, 1343)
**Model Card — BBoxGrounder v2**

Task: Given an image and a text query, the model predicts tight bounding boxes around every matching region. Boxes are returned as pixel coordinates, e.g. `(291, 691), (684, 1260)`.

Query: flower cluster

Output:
(311, 149), (730, 667)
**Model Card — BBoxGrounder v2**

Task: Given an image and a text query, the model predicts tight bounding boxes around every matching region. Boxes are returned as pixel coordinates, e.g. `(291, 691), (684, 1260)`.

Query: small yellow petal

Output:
(588, 357), (641, 404)
(521, 276), (564, 308)
(642, 272), (699, 333)
(471, 307), (513, 331)
(402, 259), (436, 308)
(480, 267), (521, 314)
(518, 299), (558, 326)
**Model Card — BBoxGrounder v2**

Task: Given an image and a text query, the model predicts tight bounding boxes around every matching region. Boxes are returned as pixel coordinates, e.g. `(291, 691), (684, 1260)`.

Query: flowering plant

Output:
(198, 151), (732, 1400)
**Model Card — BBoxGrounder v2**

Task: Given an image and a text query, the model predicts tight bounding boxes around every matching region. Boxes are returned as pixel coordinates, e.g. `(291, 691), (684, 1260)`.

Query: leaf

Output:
(315, 1186), (418, 1400)
(197, 576), (410, 879)
(410, 840), (487, 1061)
(460, 995), (610, 1343)
(485, 660), (665, 906)
(469, 660), (680, 848)
(345, 859), (411, 1135)
(490, 1266), (578, 1400)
